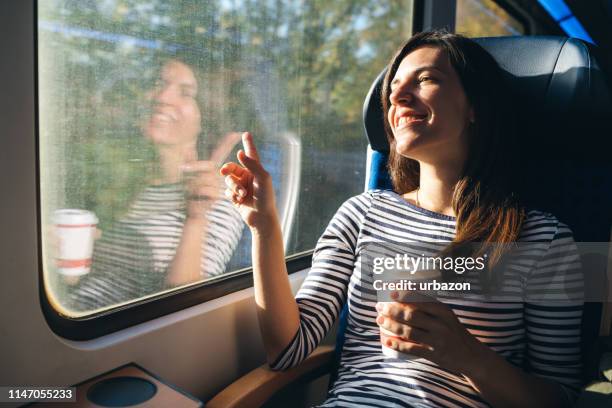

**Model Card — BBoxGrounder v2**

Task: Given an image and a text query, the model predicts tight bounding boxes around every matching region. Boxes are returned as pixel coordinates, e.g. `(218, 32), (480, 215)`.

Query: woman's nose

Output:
(390, 87), (413, 105)
(154, 86), (175, 104)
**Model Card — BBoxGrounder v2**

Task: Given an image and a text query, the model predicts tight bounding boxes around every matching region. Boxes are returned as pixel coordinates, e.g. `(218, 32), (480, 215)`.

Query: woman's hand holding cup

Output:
(376, 292), (485, 375)
(220, 132), (278, 231)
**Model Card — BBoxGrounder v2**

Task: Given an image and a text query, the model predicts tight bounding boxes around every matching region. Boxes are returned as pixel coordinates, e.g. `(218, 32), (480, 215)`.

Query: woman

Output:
(221, 31), (583, 407)
(66, 57), (243, 312)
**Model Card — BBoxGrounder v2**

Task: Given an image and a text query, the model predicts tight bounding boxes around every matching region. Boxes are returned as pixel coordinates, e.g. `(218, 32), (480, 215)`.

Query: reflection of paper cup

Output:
(53, 209), (98, 276)
(380, 268), (441, 360)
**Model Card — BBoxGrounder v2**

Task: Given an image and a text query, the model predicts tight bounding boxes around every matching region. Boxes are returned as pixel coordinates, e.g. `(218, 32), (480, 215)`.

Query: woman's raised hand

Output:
(220, 132), (278, 230)
(180, 132), (242, 219)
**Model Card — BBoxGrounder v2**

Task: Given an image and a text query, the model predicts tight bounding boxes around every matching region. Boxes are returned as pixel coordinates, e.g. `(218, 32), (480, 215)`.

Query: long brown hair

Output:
(381, 30), (525, 278)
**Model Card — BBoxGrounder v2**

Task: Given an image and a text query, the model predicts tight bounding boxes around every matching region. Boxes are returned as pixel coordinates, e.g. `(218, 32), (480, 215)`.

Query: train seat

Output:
(207, 36), (612, 408)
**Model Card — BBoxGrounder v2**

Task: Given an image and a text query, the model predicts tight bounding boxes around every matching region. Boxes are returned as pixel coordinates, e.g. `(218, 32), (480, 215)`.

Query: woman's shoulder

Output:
(335, 189), (397, 216)
(520, 209), (574, 242)
(337, 191), (376, 211)
(341, 189), (396, 205)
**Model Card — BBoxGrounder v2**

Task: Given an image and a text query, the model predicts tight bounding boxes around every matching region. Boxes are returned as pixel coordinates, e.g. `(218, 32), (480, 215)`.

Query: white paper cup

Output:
(53, 209), (98, 276)
(379, 269), (441, 360)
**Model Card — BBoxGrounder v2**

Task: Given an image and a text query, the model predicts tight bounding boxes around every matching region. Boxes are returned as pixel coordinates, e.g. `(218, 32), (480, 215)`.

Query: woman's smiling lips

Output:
(149, 109), (177, 125)
(395, 111), (428, 131)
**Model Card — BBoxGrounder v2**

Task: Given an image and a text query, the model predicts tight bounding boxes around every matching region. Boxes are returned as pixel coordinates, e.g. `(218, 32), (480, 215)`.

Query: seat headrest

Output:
(363, 36), (612, 153)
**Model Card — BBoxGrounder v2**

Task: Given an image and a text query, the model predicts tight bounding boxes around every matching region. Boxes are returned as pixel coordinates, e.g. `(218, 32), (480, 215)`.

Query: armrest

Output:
(206, 345), (335, 408)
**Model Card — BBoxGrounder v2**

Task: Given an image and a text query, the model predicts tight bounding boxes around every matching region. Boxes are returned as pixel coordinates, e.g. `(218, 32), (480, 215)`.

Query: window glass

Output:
(39, 0), (414, 316)
(456, 0), (525, 37)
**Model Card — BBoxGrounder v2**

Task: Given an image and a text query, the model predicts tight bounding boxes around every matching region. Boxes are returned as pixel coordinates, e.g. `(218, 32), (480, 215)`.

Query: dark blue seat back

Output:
(330, 36), (612, 387)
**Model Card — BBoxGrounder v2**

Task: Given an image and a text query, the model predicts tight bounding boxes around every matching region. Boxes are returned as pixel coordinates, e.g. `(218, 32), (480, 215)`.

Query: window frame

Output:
(40, 251), (313, 340)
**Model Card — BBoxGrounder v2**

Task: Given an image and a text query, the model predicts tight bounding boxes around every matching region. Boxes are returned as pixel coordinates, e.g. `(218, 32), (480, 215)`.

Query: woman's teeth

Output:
(398, 115), (426, 126)
(152, 112), (173, 123)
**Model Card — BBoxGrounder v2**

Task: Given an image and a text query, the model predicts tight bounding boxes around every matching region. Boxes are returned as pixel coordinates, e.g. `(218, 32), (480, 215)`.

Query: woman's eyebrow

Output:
(413, 65), (444, 75)
(180, 82), (197, 92)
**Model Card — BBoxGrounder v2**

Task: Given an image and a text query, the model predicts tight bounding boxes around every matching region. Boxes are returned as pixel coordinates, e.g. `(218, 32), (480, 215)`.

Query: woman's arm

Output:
(166, 133), (243, 287)
(222, 133), (367, 368)
(462, 344), (572, 408)
(165, 216), (208, 286)
(251, 214), (300, 364)
(221, 132), (299, 364)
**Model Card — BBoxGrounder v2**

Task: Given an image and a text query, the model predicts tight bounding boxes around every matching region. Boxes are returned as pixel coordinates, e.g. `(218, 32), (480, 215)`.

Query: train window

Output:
(38, 1), (414, 318)
(456, 0), (526, 37)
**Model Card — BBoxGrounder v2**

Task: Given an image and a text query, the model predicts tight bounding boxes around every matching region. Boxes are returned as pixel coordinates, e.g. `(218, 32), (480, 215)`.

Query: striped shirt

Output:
(66, 182), (243, 312)
(271, 190), (583, 407)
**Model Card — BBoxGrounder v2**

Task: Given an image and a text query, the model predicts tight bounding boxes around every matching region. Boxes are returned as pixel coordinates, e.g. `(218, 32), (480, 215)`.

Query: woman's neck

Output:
(154, 143), (197, 184)
(413, 161), (462, 217)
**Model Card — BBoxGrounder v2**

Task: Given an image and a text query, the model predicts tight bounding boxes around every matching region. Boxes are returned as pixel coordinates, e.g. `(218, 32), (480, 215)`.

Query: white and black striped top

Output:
(66, 183), (243, 312)
(271, 190), (583, 408)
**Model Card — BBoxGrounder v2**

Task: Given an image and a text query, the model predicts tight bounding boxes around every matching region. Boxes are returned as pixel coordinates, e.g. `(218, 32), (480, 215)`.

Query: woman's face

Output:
(142, 60), (202, 147)
(387, 46), (473, 165)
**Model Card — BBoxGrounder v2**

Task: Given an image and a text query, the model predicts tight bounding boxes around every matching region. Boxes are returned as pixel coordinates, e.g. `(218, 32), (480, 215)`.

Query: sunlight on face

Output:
(387, 46), (473, 166)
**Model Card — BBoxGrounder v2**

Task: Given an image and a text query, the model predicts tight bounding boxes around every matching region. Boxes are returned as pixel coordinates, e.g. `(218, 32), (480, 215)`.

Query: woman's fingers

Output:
(220, 162), (248, 178)
(182, 162), (223, 195)
(187, 185), (223, 201)
(186, 132), (264, 179)
(376, 302), (436, 346)
(396, 296), (457, 324)
(376, 302), (432, 331)
(237, 132), (268, 178)
(388, 291), (457, 324)
(224, 188), (242, 205)
(237, 150), (267, 178)
(242, 131), (260, 162)
(181, 161), (216, 173)
(209, 131), (242, 165)
(224, 174), (247, 198)
(219, 133), (267, 180)
(378, 315), (429, 344)
(380, 331), (434, 360)
(181, 161), (218, 189)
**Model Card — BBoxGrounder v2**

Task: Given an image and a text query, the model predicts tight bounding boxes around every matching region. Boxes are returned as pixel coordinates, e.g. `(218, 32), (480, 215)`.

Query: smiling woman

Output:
(219, 30), (584, 408)
(387, 47), (473, 169)
(382, 31), (524, 271)
(143, 60), (202, 150)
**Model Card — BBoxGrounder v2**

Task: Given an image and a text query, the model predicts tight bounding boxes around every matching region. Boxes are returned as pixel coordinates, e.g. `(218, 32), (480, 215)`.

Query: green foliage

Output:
(39, 0), (413, 246)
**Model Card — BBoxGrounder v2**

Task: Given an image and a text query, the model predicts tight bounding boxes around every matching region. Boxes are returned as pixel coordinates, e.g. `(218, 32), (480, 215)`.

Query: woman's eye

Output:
(418, 76), (433, 83)
(181, 88), (197, 98)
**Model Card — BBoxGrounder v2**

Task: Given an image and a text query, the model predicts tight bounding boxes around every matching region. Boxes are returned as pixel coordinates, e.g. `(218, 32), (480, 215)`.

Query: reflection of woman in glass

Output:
(222, 31), (583, 407)
(67, 58), (243, 312)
